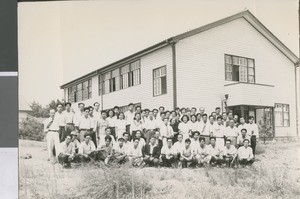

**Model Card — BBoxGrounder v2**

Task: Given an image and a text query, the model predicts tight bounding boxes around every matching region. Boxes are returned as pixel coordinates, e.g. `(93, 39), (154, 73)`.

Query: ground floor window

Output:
(274, 104), (290, 127)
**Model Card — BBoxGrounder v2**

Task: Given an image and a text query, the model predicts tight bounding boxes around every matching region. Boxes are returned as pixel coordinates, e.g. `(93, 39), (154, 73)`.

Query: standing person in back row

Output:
(98, 111), (109, 146)
(55, 104), (66, 142)
(248, 116), (259, 155)
(64, 102), (75, 138)
(74, 103), (85, 126)
(44, 109), (61, 162)
(93, 102), (101, 119)
(125, 103), (135, 134)
(75, 107), (92, 143)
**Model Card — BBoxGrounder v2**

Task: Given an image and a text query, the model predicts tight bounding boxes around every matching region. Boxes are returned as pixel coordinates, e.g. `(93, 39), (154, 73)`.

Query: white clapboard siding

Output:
(175, 18), (296, 136)
(101, 46), (173, 110)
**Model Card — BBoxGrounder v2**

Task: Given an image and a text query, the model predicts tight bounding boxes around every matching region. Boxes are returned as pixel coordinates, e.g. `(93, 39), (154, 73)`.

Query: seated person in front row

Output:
(221, 139), (237, 167)
(58, 135), (80, 167)
(160, 138), (177, 167)
(112, 137), (127, 164)
(70, 131), (80, 154)
(127, 139), (143, 167)
(104, 127), (116, 147)
(193, 138), (210, 167)
(178, 138), (193, 168)
(143, 136), (161, 167)
(78, 134), (96, 163)
(237, 139), (254, 166)
(207, 137), (223, 166)
(133, 130), (146, 150)
(95, 135), (113, 165)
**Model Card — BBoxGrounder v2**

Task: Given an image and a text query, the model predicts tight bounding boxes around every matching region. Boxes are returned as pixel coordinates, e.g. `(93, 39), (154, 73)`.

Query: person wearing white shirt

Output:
(179, 138), (193, 168)
(130, 113), (144, 140)
(144, 111), (158, 144)
(124, 103), (136, 133)
(74, 103), (85, 129)
(88, 106), (98, 148)
(115, 112), (127, 139)
(248, 116), (259, 155)
(160, 138), (177, 167)
(173, 134), (185, 159)
(190, 115), (203, 132)
(221, 139), (238, 167)
(190, 131), (200, 154)
(237, 139), (254, 166)
(194, 138), (210, 167)
(159, 118), (174, 146)
(224, 119), (239, 147)
(237, 117), (249, 136)
(55, 104), (66, 142)
(113, 137), (127, 164)
(122, 132), (133, 153)
(58, 135), (77, 167)
(75, 107), (93, 143)
(63, 102), (75, 138)
(200, 114), (211, 144)
(178, 115), (191, 141)
(44, 109), (61, 162)
(132, 130), (146, 151)
(237, 129), (251, 147)
(107, 109), (117, 139)
(93, 102), (101, 120)
(97, 111), (110, 146)
(127, 139), (143, 166)
(213, 116), (225, 149)
(206, 137), (223, 166)
(78, 134), (96, 163)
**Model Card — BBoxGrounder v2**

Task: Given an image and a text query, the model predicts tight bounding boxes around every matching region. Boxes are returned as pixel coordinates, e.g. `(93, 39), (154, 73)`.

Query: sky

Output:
(18, 0), (299, 106)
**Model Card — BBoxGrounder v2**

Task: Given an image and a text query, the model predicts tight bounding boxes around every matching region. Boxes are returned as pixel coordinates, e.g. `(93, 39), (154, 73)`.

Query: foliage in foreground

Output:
(19, 117), (44, 141)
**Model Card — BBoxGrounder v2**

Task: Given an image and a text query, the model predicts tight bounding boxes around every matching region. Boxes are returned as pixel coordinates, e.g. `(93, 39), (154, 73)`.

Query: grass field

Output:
(19, 139), (300, 199)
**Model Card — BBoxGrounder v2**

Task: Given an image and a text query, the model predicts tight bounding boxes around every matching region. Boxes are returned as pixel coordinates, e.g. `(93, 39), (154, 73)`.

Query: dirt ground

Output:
(19, 139), (300, 199)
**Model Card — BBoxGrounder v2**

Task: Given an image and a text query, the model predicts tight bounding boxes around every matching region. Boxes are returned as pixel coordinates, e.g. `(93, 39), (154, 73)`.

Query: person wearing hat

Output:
(70, 131), (80, 154)
(75, 107), (93, 143)
(112, 137), (127, 164)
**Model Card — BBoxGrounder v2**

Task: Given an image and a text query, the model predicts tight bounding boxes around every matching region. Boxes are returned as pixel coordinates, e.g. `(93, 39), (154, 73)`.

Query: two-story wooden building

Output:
(60, 10), (299, 138)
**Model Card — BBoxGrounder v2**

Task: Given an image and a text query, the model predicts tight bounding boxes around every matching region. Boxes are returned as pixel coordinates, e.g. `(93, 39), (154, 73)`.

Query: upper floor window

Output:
(225, 54), (255, 83)
(153, 66), (167, 96)
(101, 60), (141, 95)
(67, 79), (92, 103)
(275, 103), (290, 127)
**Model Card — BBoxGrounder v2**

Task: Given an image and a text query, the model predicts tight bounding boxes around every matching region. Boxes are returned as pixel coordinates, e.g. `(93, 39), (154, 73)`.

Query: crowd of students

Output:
(44, 102), (258, 168)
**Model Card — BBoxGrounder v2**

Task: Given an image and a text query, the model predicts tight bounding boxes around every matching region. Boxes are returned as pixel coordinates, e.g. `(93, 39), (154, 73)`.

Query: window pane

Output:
(104, 80), (110, 94)
(283, 119), (289, 127)
(154, 78), (161, 96)
(225, 55), (231, 64)
(248, 67), (254, 76)
(275, 104), (282, 111)
(161, 66), (166, 76)
(226, 72), (232, 81)
(121, 65), (130, 74)
(248, 59), (254, 68)
(122, 73), (129, 88)
(232, 56), (239, 65)
(239, 58), (247, 66)
(239, 66), (248, 82)
(275, 112), (283, 126)
(112, 68), (120, 77)
(248, 75), (255, 83)
(225, 64), (232, 72)
(161, 76), (167, 94)
(115, 76), (120, 91)
(283, 105), (289, 112)
(130, 60), (141, 70)
(154, 69), (160, 78)
(133, 69), (140, 86)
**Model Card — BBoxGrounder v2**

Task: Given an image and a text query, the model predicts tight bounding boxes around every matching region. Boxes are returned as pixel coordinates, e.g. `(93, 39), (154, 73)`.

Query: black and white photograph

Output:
(18, 0), (300, 198)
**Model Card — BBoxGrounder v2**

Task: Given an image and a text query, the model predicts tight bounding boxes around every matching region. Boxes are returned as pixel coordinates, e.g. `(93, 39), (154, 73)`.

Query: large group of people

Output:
(44, 102), (258, 168)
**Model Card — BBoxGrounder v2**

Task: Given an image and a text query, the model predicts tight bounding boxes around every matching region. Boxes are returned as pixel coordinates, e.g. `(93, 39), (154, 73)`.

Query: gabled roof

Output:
(61, 10), (299, 89)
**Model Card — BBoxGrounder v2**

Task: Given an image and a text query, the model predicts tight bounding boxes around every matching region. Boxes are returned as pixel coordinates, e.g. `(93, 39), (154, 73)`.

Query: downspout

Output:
(295, 65), (299, 138)
(170, 40), (178, 110)
(97, 70), (104, 111)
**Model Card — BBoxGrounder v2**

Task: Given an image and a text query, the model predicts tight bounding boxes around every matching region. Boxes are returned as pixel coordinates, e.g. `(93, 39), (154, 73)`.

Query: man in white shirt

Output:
(58, 135), (77, 168)
(238, 139), (254, 166)
(78, 134), (96, 163)
(44, 109), (60, 162)
(206, 137), (223, 166)
(159, 118), (174, 146)
(248, 116), (259, 155)
(160, 138), (176, 167)
(194, 138), (210, 167)
(55, 104), (66, 142)
(144, 111), (158, 144)
(63, 102), (75, 138)
(113, 137), (127, 164)
(93, 102), (101, 120)
(97, 111), (109, 146)
(127, 139), (143, 166)
(224, 119), (239, 147)
(179, 138), (193, 168)
(237, 128), (251, 147)
(190, 131), (200, 151)
(237, 117), (249, 136)
(133, 130), (146, 150)
(125, 103), (135, 133)
(221, 139), (237, 167)
(74, 103), (85, 128)
(122, 132), (133, 153)
(89, 106), (98, 148)
(75, 107), (92, 143)
(173, 134), (185, 159)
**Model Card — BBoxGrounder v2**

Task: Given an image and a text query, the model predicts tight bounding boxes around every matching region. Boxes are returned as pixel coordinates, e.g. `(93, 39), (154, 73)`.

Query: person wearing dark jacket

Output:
(142, 136), (161, 167)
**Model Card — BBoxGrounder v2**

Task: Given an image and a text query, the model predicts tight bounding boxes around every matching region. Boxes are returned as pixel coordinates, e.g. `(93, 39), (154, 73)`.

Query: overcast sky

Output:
(18, 0), (299, 106)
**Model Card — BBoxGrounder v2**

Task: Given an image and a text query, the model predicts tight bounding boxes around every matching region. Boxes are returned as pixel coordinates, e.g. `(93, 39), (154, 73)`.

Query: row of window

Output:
(274, 103), (290, 127)
(68, 79), (92, 103)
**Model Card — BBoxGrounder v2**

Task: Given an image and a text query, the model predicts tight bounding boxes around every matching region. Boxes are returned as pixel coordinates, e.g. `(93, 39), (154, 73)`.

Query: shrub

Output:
(19, 117), (44, 141)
